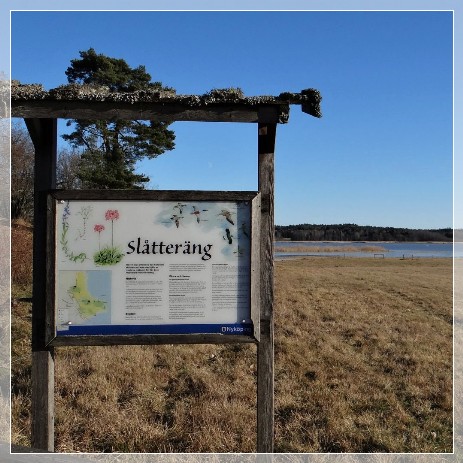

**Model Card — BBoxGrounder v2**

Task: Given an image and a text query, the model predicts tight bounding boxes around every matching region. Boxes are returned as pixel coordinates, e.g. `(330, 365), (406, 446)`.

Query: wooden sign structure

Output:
(12, 83), (322, 453)
(47, 189), (261, 346)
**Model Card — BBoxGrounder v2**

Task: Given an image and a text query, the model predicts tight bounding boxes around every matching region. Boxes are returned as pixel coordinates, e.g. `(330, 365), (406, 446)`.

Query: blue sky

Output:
(6, 3), (458, 229)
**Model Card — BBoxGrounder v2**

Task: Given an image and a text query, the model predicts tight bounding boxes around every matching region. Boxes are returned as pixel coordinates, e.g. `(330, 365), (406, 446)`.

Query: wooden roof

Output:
(11, 82), (322, 124)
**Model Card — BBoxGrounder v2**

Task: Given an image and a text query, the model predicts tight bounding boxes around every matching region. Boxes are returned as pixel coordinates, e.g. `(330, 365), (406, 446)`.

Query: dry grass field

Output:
(11, 225), (453, 453)
(273, 257), (452, 453)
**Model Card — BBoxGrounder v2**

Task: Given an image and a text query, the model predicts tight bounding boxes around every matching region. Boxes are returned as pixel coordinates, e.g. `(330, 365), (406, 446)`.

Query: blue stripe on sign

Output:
(56, 323), (254, 336)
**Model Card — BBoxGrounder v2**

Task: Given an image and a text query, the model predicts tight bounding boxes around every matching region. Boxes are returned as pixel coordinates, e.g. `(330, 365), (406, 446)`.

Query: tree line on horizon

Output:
(275, 223), (453, 242)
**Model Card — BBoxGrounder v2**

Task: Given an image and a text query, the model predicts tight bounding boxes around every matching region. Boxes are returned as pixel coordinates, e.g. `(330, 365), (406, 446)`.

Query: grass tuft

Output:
(93, 246), (124, 266)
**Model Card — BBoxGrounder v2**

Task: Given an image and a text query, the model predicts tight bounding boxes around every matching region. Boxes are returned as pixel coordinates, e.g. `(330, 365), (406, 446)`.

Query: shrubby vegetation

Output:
(10, 123), (34, 221)
(10, 123), (85, 222)
(275, 223), (453, 242)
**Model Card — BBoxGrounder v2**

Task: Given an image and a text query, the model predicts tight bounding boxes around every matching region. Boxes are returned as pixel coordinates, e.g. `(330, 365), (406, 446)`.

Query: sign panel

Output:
(48, 191), (260, 344)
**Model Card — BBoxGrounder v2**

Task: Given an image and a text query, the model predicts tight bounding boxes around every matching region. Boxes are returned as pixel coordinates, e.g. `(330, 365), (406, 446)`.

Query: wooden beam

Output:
(47, 189), (259, 202)
(26, 118), (57, 452)
(14, 101), (288, 124)
(49, 334), (256, 347)
(257, 122), (276, 453)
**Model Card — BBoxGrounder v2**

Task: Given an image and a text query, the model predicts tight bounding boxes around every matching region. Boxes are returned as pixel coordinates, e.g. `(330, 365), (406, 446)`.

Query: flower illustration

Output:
(105, 209), (119, 246)
(93, 210), (123, 266)
(62, 201), (71, 228)
(94, 224), (105, 250)
(105, 209), (120, 221)
(60, 201), (86, 263)
(76, 205), (93, 239)
(94, 224), (105, 233)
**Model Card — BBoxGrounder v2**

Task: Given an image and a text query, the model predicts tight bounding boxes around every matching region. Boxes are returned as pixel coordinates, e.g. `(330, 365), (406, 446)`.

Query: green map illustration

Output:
(68, 271), (106, 319)
(58, 270), (111, 329)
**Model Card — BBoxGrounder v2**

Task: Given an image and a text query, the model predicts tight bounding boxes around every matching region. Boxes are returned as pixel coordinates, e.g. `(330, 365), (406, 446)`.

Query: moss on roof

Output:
(11, 81), (322, 118)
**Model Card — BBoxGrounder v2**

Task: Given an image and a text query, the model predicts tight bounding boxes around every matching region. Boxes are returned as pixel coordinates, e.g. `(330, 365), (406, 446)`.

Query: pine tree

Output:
(63, 48), (175, 189)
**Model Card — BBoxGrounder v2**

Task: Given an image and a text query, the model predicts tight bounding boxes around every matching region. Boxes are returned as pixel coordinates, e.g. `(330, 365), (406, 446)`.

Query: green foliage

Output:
(76, 149), (150, 190)
(60, 223), (86, 263)
(63, 48), (176, 189)
(66, 48), (164, 92)
(93, 246), (124, 266)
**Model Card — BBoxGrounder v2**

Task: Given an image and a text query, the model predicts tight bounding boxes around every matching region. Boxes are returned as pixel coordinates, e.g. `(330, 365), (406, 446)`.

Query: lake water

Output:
(275, 241), (458, 259)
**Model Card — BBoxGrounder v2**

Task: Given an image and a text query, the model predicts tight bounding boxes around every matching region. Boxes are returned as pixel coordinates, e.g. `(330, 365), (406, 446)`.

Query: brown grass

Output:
(273, 257), (452, 453)
(11, 220), (33, 295)
(11, 225), (453, 453)
(0, 223), (10, 442)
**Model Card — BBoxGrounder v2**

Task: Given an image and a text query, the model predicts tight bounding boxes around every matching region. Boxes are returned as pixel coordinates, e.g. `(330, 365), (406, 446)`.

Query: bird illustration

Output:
(191, 205), (206, 224)
(173, 203), (187, 215)
(233, 246), (244, 256)
(239, 222), (249, 238)
(224, 228), (233, 244)
(218, 209), (234, 225)
(170, 214), (183, 228)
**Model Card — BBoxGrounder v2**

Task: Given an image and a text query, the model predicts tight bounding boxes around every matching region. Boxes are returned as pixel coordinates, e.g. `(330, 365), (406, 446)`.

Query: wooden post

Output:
(257, 122), (276, 453)
(25, 118), (57, 451)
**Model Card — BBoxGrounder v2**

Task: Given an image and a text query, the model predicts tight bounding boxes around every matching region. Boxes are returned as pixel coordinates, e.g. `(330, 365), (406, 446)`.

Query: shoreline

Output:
(274, 255), (453, 261)
(275, 240), (451, 244)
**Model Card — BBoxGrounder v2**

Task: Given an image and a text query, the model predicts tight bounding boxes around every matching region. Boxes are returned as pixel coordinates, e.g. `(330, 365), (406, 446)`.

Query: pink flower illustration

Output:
(105, 209), (119, 221)
(105, 210), (119, 246)
(94, 224), (105, 250)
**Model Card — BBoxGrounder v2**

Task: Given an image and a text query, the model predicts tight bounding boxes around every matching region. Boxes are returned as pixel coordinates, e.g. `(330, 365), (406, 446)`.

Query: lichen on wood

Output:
(11, 81), (322, 122)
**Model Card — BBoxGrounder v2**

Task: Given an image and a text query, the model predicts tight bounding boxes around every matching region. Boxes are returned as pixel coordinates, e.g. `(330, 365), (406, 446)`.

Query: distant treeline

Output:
(275, 224), (453, 242)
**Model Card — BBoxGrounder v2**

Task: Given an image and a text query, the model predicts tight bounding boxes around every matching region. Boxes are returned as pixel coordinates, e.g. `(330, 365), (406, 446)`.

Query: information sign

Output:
(47, 191), (260, 345)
